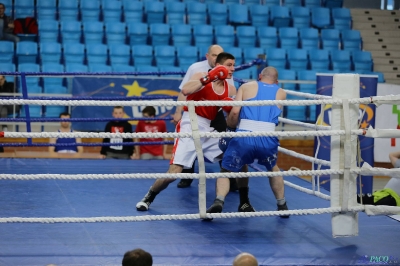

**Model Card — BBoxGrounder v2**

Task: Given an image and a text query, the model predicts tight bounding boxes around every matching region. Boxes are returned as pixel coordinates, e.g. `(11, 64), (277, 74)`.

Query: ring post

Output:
(330, 74), (359, 237)
(187, 102), (207, 219)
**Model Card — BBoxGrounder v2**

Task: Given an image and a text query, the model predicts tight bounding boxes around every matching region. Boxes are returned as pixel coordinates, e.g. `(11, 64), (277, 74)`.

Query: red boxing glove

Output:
(200, 65), (228, 85)
(221, 97), (233, 113)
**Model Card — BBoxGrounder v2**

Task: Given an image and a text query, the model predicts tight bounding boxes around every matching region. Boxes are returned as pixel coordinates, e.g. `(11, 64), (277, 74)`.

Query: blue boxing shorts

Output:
(221, 134), (279, 172)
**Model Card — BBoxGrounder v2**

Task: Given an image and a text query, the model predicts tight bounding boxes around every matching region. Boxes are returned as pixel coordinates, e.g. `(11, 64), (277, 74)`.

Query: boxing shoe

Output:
(136, 189), (158, 211)
(177, 179), (193, 188)
(238, 202), (256, 212)
(277, 202), (290, 218)
(203, 199), (224, 221)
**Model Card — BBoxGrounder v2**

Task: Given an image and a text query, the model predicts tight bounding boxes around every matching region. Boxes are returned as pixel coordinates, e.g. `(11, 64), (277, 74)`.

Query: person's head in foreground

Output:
(233, 252), (258, 266)
(122, 248), (153, 266)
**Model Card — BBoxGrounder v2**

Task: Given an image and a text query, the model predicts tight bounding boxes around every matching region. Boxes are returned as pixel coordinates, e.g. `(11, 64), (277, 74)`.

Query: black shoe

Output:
(136, 190), (157, 211)
(229, 178), (238, 192)
(238, 202), (255, 212)
(177, 179), (193, 188)
(203, 199), (224, 221)
(277, 202), (290, 218)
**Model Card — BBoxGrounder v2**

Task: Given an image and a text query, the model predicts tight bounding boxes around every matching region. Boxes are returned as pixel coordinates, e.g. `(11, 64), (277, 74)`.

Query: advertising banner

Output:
(315, 74), (377, 193)
(71, 77), (181, 132)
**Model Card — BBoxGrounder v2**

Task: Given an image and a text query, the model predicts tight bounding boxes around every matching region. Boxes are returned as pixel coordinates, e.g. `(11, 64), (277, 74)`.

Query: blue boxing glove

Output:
(218, 126), (235, 153)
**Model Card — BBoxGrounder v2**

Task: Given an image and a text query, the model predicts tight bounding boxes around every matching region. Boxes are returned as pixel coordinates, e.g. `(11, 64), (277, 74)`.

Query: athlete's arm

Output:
(276, 88), (286, 109)
(172, 92), (187, 124)
(181, 72), (206, 96)
(389, 151), (400, 167)
(75, 136), (83, 154)
(49, 137), (56, 154)
(227, 84), (244, 128)
(228, 84), (237, 97)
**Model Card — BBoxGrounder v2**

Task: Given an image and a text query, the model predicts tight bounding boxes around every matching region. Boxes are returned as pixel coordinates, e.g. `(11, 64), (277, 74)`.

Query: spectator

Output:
(100, 106), (134, 159)
(133, 106), (169, 160)
(49, 112), (83, 156)
(122, 248), (152, 266)
(358, 151), (400, 206)
(0, 75), (18, 131)
(0, 3), (20, 42)
(233, 252), (258, 266)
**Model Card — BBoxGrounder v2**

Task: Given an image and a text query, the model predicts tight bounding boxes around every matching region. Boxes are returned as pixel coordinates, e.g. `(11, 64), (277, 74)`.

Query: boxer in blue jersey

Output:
(49, 112), (83, 155)
(206, 67), (289, 217)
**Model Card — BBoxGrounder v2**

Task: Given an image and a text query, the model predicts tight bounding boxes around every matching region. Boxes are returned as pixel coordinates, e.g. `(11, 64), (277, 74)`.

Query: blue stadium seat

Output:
(112, 65), (136, 73)
(176, 46), (198, 70)
(89, 64), (112, 73)
(243, 0), (261, 5)
(37, 0), (57, 20)
(20, 106), (42, 117)
(38, 20), (59, 43)
(60, 21), (82, 44)
(203, 0), (221, 3)
(65, 63), (88, 73)
(63, 43), (85, 64)
(0, 41), (14, 63)
(234, 68), (252, 88)
(14, 0), (34, 18)
(290, 7), (311, 29)
(86, 44), (108, 66)
(150, 23), (170, 46)
(264, 0), (280, 6)
(46, 106), (67, 117)
(265, 48), (287, 69)
(287, 49), (308, 71)
(225, 47), (243, 64)
(39, 42), (61, 64)
(236, 26), (256, 48)
(257, 26), (278, 49)
(83, 21), (104, 44)
(17, 63), (41, 92)
(324, 0), (343, 8)
(332, 7), (352, 30)
(352, 51), (373, 72)
(132, 45), (153, 66)
(309, 49), (330, 71)
(171, 24), (192, 47)
(145, 2), (165, 24)
(297, 70), (317, 94)
(127, 23), (148, 46)
(105, 22), (127, 45)
(109, 44), (131, 66)
(304, 0), (322, 7)
(208, 4), (228, 26)
(136, 65), (159, 76)
(187, 2), (207, 25)
(16, 41), (38, 64)
(0, 63), (16, 82)
(311, 7), (331, 29)
(283, 0), (302, 7)
(228, 4), (250, 25)
(243, 47), (264, 63)
(341, 29), (362, 51)
(278, 69), (297, 91)
(166, 2), (186, 25)
(321, 29), (340, 51)
(285, 106), (307, 122)
(331, 50), (352, 72)
(41, 63), (64, 87)
(250, 5), (269, 27)
(299, 28), (319, 50)
(122, 0), (143, 23)
(279, 27), (299, 49)
(103, 0), (122, 22)
(364, 71), (384, 83)
(193, 24), (214, 47)
(154, 45), (176, 67)
(215, 25), (235, 48)
(270, 6), (291, 28)
(58, 0), (79, 21)
(80, 0), (101, 21)
(159, 66), (183, 78)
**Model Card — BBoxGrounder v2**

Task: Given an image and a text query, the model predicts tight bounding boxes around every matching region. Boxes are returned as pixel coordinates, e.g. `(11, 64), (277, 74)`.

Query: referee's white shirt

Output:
(178, 60), (234, 90)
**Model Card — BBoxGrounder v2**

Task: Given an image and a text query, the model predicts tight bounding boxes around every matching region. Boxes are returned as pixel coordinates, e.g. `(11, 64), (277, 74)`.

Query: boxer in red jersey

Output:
(136, 52), (236, 211)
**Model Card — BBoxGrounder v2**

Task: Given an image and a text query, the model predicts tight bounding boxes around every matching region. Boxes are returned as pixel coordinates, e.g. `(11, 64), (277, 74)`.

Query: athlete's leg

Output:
(270, 165), (289, 218)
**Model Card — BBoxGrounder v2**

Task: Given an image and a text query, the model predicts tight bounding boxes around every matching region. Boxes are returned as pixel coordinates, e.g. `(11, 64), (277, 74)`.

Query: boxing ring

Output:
(1, 70), (400, 265)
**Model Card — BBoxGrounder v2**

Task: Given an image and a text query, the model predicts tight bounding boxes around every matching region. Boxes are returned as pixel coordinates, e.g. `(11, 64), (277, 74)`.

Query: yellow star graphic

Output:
(360, 120), (369, 129)
(122, 81), (147, 96)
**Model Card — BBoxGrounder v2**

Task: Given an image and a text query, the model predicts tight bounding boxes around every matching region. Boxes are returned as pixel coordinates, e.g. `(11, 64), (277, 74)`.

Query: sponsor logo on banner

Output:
(71, 78), (181, 132)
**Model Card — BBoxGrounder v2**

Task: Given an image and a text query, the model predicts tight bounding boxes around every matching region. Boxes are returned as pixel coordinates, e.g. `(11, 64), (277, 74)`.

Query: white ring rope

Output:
(1, 94), (399, 106)
(283, 180), (331, 200)
(0, 169), (344, 181)
(0, 206), (367, 224)
(284, 90), (332, 99)
(2, 129), (366, 139)
(278, 147), (331, 167)
(278, 117), (331, 130)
